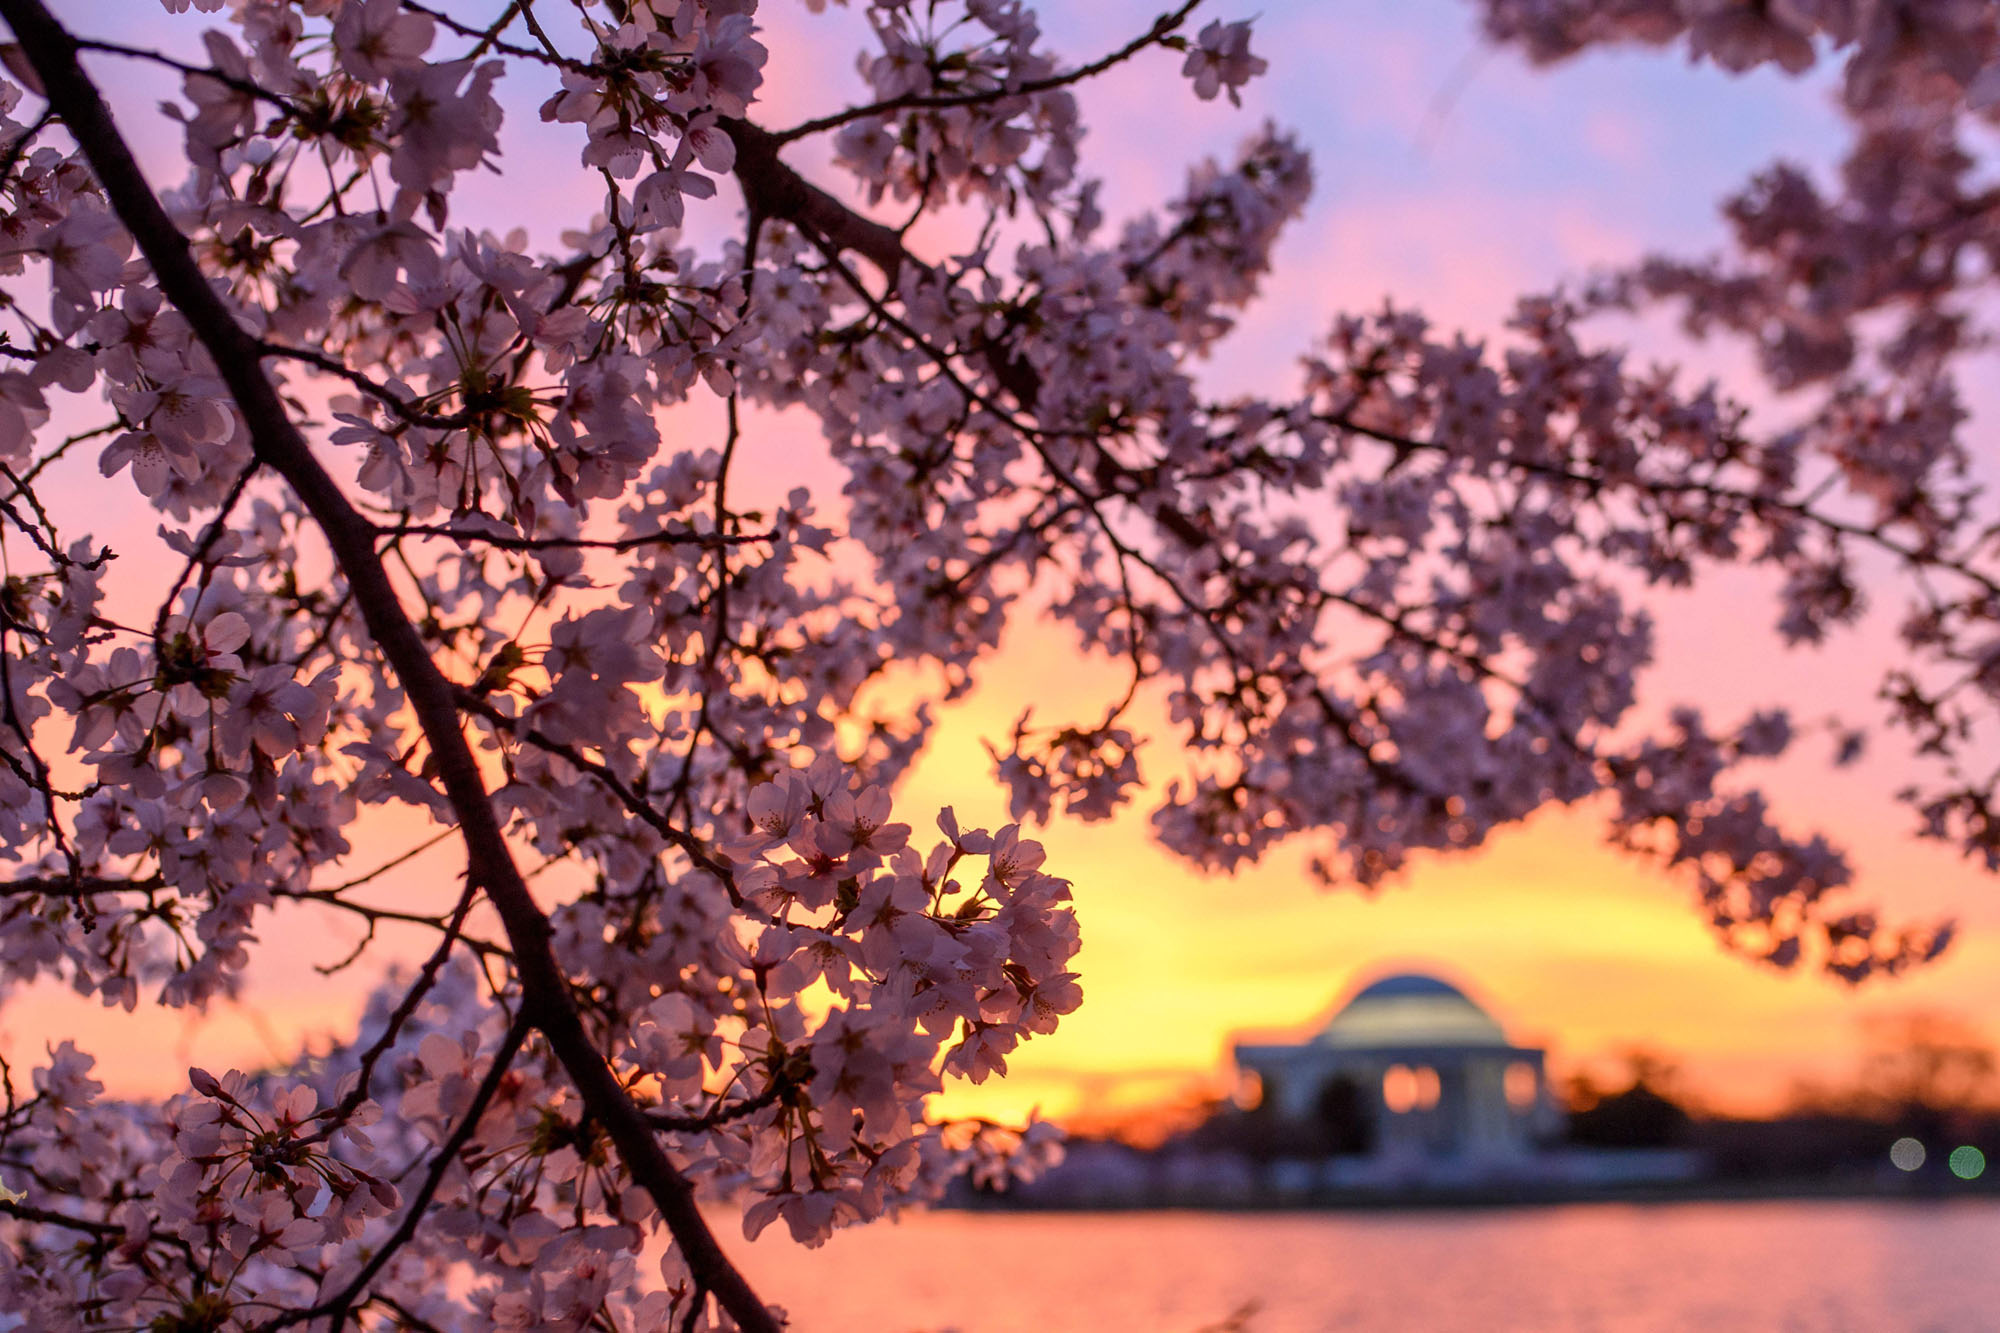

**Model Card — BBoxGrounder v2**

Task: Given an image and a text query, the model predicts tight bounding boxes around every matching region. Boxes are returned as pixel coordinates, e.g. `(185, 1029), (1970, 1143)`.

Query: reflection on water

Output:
(733, 1200), (2000, 1332)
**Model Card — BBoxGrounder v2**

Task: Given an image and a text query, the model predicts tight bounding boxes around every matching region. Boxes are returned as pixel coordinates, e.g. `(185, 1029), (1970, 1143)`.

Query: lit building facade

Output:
(1234, 972), (1552, 1167)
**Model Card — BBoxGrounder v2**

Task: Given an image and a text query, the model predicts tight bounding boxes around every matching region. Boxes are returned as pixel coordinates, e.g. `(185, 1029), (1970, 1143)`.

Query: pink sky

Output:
(9, 0), (1997, 1128)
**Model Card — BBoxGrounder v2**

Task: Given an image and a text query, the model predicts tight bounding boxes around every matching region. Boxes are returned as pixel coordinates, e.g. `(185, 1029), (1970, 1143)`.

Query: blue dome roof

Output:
(1315, 971), (1509, 1048)
(1350, 974), (1468, 1002)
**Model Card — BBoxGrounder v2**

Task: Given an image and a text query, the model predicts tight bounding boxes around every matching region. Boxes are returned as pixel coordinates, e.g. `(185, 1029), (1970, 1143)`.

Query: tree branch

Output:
(769, 1), (1204, 145)
(376, 519), (776, 553)
(1, 873), (164, 898)
(289, 1013), (529, 1332)
(452, 687), (749, 907)
(647, 1078), (783, 1134)
(0, 7), (778, 1328)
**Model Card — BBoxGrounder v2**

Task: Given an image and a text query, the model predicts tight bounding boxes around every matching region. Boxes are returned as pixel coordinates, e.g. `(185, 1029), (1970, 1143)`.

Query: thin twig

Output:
(771, 1), (1204, 145)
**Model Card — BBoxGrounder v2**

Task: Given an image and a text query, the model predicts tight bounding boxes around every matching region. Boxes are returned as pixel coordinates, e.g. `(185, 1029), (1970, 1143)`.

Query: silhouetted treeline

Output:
(1559, 1050), (1688, 1148)
(1554, 1025), (2000, 1179)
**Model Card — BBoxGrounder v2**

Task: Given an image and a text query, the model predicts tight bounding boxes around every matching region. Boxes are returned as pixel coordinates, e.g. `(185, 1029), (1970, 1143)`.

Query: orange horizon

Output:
(11, 617), (1996, 1132)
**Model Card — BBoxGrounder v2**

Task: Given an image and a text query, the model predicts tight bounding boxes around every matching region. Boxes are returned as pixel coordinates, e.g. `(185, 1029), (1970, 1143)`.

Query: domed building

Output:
(1234, 972), (1552, 1169)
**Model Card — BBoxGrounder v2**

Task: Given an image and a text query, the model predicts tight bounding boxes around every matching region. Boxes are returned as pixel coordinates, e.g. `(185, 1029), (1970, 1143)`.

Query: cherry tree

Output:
(0, 0), (1994, 1328)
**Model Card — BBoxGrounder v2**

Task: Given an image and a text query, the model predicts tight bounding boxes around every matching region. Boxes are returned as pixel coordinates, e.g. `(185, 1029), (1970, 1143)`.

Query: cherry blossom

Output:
(1181, 18), (1266, 106)
(0, 0), (1991, 1328)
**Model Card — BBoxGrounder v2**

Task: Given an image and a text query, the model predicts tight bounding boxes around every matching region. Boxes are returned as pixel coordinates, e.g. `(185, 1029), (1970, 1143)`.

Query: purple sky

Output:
(11, 0), (1997, 1124)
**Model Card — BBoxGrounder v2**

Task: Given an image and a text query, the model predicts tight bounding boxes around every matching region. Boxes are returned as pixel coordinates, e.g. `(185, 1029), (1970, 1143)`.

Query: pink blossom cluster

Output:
(1473, 0), (2000, 875)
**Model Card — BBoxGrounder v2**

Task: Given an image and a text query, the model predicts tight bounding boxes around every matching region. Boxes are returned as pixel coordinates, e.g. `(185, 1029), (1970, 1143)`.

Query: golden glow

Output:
(1382, 1065), (1440, 1113)
(908, 614), (2000, 1129)
(1505, 1062), (1539, 1111)
(1383, 1065), (1421, 1114)
(10, 546), (2000, 1143)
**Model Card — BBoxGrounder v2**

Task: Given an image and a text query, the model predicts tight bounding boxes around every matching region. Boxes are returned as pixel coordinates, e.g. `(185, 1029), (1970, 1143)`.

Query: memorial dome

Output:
(1313, 972), (1511, 1049)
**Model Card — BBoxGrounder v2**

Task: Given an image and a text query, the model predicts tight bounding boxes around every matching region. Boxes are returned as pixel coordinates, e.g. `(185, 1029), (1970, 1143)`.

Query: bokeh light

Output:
(1383, 1065), (1420, 1114)
(1504, 1061), (1540, 1112)
(1948, 1146), (1987, 1180)
(1889, 1138), (1926, 1172)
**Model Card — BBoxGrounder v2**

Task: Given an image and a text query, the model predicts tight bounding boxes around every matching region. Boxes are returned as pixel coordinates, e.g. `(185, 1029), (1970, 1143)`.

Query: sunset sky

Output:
(10, 0), (1999, 1129)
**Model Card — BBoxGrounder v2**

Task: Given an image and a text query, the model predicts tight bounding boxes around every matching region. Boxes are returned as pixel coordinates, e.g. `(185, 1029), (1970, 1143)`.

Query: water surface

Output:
(733, 1200), (2000, 1332)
